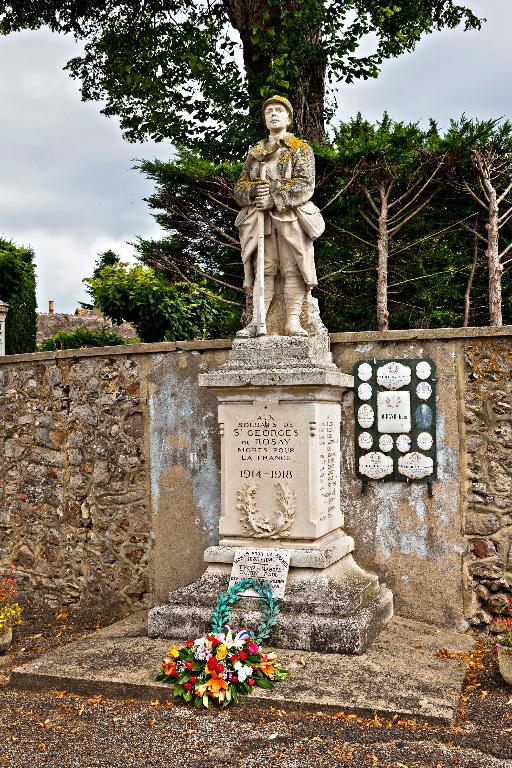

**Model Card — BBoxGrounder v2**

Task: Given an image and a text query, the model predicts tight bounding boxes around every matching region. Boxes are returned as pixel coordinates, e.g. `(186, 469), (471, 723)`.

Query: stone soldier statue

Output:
(234, 95), (325, 337)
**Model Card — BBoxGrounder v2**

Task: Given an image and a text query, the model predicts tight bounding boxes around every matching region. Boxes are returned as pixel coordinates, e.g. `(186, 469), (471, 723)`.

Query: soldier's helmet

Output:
(262, 95), (293, 126)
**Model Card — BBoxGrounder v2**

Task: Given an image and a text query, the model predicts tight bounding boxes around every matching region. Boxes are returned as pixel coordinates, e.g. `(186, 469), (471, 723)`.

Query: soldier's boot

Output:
(236, 276), (274, 337)
(284, 276), (308, 336)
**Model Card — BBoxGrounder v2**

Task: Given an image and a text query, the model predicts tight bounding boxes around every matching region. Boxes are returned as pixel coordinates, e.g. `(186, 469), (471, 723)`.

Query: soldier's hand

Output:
(255, 181), (270, 196)
(254, 181), (272, 210)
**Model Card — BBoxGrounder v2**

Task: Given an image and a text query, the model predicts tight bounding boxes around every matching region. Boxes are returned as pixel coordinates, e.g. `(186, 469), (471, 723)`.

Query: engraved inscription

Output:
(229, 548), (291, 598)
(417, 431), (433, 450)
(398, 452), (434, 479)
(359, 451), (393, 479)
(377, 391), (411, 433)
(416, 381), (432, 400)
(379, 434), (393, 452)
(317, 417), (339, 521)
(377, 361), (411, 390)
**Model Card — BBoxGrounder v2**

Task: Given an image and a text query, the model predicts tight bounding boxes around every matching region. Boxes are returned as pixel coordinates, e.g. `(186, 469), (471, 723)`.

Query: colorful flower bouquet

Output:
(0, 565), (23, 636)
(495, 597), (512, 656)
(156, 578), (289, 707)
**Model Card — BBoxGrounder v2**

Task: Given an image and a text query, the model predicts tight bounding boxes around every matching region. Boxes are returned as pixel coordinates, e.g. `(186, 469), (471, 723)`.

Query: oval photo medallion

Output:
(357, 362), (372, 381)
(357, 404), (375, 429)
(416, 361), (432, 380)
(417, 431), (433, 450)
(396, 434), (411, 453)
(379, 434), (394, 452)
(416, 381), (432, 400)
(358, 383), (372, 401)
(358, 431), (373, 450)
(415, 404), (433, 429)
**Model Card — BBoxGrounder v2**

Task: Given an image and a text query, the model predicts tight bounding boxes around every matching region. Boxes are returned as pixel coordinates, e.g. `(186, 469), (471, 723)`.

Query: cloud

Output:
(336, 0), (512, 128)
(0, 28), (171, 312)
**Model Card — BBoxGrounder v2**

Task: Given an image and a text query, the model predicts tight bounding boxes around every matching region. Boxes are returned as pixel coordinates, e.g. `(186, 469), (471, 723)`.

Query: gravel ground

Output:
(0, 604), (511, 768)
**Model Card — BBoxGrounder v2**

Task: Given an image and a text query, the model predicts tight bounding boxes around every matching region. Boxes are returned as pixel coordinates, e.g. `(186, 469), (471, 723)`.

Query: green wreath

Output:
(210, 578), (280, 645)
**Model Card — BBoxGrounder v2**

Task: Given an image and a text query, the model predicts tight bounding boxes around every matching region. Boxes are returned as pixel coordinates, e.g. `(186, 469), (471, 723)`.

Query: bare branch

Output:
(320, 265), (374, 282)
(463, 180), (488, 210)
(387, 164), (442, 223)
(461, 223), (487, 244)
(204, 192), (239, 214)
(329, 223), (374, 248)
(362, 186), (381, 217)
(390, 214), (476, 257)
(497, 180), (512, 205)
(499, 240), (512, 259)
(320, 163), (362, 212)
(359, 208), (380, 233)
(498, 205), (512, 227)
(388, 267), (466, 289)
(388, 192), (436, 236)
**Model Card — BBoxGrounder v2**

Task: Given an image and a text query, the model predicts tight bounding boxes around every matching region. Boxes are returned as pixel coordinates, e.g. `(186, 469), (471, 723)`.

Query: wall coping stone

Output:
(0, 324), (511, 365)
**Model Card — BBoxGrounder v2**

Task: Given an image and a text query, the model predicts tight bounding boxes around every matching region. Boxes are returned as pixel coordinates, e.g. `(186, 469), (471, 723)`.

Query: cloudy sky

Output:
(0, 0), (510, 313)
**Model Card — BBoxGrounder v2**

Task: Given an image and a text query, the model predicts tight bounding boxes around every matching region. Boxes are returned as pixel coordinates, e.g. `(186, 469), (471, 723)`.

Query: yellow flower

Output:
(168, 645), (180, 659)
(215, 644), (228, 661)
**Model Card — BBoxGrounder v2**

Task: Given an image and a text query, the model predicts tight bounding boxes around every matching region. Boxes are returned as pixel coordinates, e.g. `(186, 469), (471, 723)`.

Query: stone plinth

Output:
(148, 331), (393, 653)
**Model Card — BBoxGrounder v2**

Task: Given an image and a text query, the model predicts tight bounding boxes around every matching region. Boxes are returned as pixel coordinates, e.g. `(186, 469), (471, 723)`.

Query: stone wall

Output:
(463, 338), (512, 626)
(0, 349), (150, 612)
(1, 328), (511, 629)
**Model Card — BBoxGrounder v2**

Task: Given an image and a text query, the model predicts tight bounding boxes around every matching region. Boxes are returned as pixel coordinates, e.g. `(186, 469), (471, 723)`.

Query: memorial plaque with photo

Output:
(229, 547), (291, 598)
(353, 358), (436, 484)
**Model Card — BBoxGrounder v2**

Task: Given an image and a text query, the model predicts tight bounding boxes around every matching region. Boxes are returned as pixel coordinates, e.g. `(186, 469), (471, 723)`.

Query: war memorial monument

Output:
(148, 96), (395, 653)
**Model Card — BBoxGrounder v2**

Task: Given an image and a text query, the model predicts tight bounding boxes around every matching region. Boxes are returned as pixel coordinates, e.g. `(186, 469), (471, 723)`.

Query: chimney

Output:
(49, 300), (54, 315)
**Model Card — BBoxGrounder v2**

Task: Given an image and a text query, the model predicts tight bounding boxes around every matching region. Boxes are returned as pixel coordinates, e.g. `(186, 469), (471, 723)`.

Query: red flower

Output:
(189, 676), (197, 684)
(185, 639), (194, 647)
(216, 663), (224, 674)
(239, 651), (247, 661)
(231, 676), (238, 683)
(211, 637), (220, 647)
(230, 655), (238, 663)
(185, 661), (193, 670)
(248, 678), (255, 686)
(183, 682), (192, 691)
(207, 656), (217, 671)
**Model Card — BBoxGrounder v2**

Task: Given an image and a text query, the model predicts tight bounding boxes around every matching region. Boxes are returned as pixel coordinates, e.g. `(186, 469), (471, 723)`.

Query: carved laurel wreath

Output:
(237, 481), (296, 538)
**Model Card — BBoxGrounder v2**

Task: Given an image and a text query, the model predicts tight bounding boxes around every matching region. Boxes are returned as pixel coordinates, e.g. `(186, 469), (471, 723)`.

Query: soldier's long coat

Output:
(233, 134), (324, 288)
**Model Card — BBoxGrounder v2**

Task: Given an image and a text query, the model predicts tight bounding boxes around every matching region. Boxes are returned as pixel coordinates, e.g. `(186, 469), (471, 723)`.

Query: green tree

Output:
(80, 249), (121, 309)
(0, 1), (480, 156)
(0, 239), (37, 354)
(85, 261), (239, 342)
(332, 115), (445, 330)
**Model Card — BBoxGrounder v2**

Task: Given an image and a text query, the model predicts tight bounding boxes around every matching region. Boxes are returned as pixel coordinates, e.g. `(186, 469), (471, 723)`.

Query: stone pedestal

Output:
(149, 321), (393, 653)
